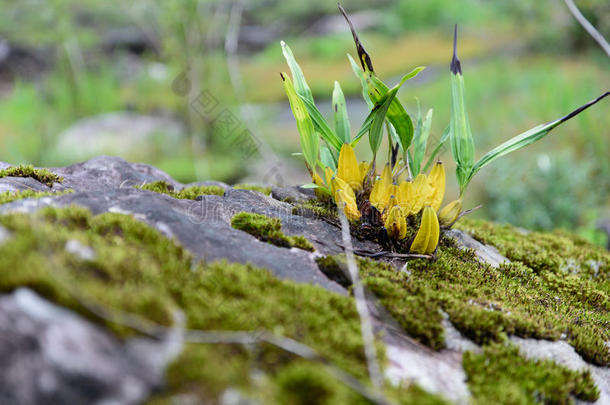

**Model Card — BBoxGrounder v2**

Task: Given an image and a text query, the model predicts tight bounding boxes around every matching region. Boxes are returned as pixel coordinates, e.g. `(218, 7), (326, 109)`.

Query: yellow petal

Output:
(398, 181), (414, 216)
(325, 167), (334, 186)
(410, 206), (440, 254)
(370, 164), (392, 212)
(336, 188), (361, 221)
(427, 161), (446, 212)
(438, 198), (462, 227)
(331, 176), (348, 202)
(411, 173), (432, 215)
(384, 204), (407, 240)
(359, 162), (370, 184)
(338, 143), (362, 191)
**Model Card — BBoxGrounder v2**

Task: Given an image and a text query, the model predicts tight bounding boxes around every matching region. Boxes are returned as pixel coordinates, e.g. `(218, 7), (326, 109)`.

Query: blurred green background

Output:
(0, 0), (608, 242)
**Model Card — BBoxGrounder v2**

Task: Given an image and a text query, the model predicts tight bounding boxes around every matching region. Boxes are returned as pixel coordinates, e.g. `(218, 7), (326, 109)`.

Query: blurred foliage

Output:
(481, 151), (603, 230)
(0, 0), (608, 235)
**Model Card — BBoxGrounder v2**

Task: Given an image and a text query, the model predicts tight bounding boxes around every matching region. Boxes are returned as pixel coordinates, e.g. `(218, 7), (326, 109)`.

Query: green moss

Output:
(0, 205), (444, 404)
(463, 341), (599, 404)
(231, 212), (315, 251)
(233, 183), (271, 195)
(0, 189), (73, 204)
(456, 219), (610, 279)
(137, 180), (224, 199)
(0, 165), (63, 186)
(291, 199), (338, 222)
(318, 226), (610, 368)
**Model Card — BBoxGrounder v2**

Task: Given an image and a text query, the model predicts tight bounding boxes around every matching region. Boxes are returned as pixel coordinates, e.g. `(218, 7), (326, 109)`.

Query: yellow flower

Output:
(410, 206), (440, 254)
(331, 177), (361, 221)
(384, 198), (407, 240)
(438, 198), (462, 227)
(411, 173), (433, 214)
(370, 164), (392, 212)
(398, 181), (414, 216)
(359, 161), (370, 185)
(337, 143), (362, 191)
(427, 161), (446, 212)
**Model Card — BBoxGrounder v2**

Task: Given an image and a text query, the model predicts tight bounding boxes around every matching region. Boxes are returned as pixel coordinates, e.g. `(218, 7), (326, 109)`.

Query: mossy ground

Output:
(0, 189), (73, 204)
(0, 165), (63, 186)
(317, 217), (609, 404)
(463, 341), (599, 404)
(137, 180), (224, 199)
(231, 211), (314, 251)
(0, 205), (445, 404)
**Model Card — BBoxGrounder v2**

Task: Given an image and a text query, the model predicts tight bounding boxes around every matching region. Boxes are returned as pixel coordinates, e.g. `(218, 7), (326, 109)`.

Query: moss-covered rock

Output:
(0, 165), (63, 186)
(0, 158), (607, 405)
(463, 341), (599, 404)
(0, 189), (73, 205)
(0, 205), (444, 404)
(231, 211), (315, 251)
(137, 180), (224, 199)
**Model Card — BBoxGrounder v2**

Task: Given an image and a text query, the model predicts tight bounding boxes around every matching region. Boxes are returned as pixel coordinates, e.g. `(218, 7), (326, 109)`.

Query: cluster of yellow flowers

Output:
(313, 144), (462, 255)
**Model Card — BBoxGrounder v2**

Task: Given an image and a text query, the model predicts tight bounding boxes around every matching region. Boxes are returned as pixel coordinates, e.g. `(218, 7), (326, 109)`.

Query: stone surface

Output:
(0, 288), (182, 405)
(445, 229), (510, 268)
(511, 337), (610, 405)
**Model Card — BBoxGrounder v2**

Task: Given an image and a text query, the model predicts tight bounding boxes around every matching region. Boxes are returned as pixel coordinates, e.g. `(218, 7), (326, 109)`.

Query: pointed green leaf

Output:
(348, 54), (373, 109)
(366, 67), (425, 154)
(281, 41), (314, 104)
(411, 106), (434, 176)
(320, 144), (337, 171)
(281, 73), (318, 170)
(466, 91), (609, 185)
(449, 25), (475, 194)
(299, 95), (343, 152)
(332, 81), (351, 143)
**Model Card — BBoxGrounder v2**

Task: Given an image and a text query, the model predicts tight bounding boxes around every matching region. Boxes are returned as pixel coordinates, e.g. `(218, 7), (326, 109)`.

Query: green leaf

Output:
(281, 73), (318, 170)
(348, 54), (373, 109)
(449, 25), (475, 194)
(411, 105), (434, 176)
(300, 183), (320, 189)
(366, 67), (425, 154)
(332, 81), (351, 143)
(320, 144), (337, 171)
(342, 5), (424, 155)
(369, 85), (400, 157)
(422, 126), (450, 173)
(351, 108), (375, 146)
(466, 91), (610, 185)
(299, 95), (343, 152)
(281, 41), (314, 104)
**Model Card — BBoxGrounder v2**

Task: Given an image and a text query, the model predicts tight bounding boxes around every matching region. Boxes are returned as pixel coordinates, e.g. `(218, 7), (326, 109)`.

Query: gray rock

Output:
(445, 229), (510, 268)
(0, 288), (182, 405)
